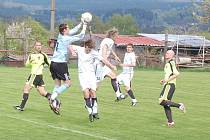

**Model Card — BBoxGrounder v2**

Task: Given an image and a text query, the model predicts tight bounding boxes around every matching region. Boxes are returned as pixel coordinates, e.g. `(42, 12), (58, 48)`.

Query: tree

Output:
(24, 17), (49, 47)
(91, 15), (107, 34)
(107, 14), (139, 35)
(191, 0), (209, 33)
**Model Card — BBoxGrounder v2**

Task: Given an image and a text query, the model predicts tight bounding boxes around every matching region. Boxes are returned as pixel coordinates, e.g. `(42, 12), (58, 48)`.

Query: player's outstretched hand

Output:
(81, 17), (88, 25)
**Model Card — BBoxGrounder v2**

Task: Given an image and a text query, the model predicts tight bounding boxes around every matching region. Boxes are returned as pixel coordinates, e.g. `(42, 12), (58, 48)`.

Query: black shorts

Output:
(50, 61), (70, 81)
(26, 74), (45, 88)
(159, 83), (175, 103)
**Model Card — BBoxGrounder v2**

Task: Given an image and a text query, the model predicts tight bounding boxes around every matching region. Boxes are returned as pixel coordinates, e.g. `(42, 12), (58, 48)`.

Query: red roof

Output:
(93, 34), (164, 47)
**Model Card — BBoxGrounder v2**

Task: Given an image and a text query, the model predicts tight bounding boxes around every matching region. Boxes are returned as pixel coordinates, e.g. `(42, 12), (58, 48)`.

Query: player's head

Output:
(81, 39), (95, 53)
(59, 23), (69, 35)
(34, 40), (42, 52)
(165, 50), (175, 60)
(106, 27), (118, 41)
(126, 43), (134, 53)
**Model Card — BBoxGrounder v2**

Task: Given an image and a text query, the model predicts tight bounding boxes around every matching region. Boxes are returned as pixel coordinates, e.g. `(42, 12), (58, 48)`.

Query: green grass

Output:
(0, 66), (210, 140)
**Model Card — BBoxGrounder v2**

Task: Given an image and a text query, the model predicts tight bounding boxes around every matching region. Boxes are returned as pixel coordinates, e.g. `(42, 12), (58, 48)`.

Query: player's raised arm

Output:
(111, 49), (121, 62)
(67, 24), (87, 43)
(68, 22), (82, 36)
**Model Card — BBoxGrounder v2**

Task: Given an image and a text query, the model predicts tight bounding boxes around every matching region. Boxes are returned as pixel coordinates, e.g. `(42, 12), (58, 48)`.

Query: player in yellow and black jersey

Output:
(159, 50), (186, 127)
(14, 41), (58, 112)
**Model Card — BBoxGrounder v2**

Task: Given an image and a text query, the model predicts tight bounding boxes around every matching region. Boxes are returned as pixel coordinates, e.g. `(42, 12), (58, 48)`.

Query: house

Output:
(87, 34), (164, 67)
(139, 33), (210, 67)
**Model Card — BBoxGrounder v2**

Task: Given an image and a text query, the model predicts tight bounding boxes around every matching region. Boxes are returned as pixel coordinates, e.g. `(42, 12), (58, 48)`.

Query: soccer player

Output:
(14, 41), (53, 111)
(96, 28), (126, 101)
(159, 50), (186, 127)
(49, 20), (87, 113)
(117, 43), (138, 106)
(71, 39), (116, 122)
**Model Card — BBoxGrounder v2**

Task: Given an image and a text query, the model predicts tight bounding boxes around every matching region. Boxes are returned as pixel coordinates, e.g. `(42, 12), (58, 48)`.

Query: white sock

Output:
(92, 101), (98, 114)
(132, 99), (137, 102)
(51, 92), (58, 100)
(116, 91), (122, 97)
(86, 106), (92, 115)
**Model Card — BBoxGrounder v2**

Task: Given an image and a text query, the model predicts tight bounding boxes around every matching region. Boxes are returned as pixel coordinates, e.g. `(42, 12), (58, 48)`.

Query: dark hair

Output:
(106, 27), (118, 38)
(59, 23), (68, 35)
(81, 39), (95, 49)
(127, 43), (134, 48)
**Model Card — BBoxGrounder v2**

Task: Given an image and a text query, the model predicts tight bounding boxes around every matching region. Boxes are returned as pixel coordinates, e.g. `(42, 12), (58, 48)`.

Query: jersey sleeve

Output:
(164, 63), (172, 80)
(68, 23), (82, 35)
(131, 53), (136, 65)
(171, 61), (179, 75)
(66, 32), (85, 43)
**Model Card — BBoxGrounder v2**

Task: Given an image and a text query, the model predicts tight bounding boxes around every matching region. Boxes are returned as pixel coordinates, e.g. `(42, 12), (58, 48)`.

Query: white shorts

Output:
(95, 64), (112, 82)
(117, 73), (133, 88)
(79, 72), (97, 91)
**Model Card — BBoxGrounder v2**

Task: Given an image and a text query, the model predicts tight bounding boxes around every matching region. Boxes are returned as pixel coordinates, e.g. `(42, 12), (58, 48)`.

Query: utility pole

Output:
(50, 0), (55, 39)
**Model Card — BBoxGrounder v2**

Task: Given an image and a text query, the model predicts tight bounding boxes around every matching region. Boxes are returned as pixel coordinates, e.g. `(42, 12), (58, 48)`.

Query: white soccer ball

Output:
(81, 12), (92, 23)
(120, 94), (125, 99)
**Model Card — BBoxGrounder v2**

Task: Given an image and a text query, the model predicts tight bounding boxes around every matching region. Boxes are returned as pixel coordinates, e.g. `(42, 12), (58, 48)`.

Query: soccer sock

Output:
(127, 89), (135, 99)
(161, 100), (180, 108)
(52, 85), (59, 94)
(45, 93), (51, 100)
(20, 93), (29, 109)
(84, 98), (92, 114)
(111, 79), (121, 97)
(51, 92), (58, 100)
(164, 106), (173, 123)
(56, 84), (70, 95)
(92, 98), (98, 114)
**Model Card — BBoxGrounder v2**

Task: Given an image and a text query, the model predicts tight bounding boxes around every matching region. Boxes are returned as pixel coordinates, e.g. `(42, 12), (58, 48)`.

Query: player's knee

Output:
(65, 80), (71, 87)
(23, 85), (31, 93)
(125, 87), (131, 92)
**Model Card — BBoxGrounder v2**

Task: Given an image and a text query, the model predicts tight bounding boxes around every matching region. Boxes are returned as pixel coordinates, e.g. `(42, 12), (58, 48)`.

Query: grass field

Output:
(0, 66), (210, 140)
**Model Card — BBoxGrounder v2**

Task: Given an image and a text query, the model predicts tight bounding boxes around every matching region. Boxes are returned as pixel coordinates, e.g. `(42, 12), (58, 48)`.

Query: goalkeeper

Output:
(14, 41), (54, 111)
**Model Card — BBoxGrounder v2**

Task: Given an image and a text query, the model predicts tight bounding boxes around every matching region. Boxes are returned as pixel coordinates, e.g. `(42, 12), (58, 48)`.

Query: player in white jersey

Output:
(49, 20), (87, 114)
(117, 43), (138, 106)
(96, 28), (126, 101)
(71, 40), (116, 122)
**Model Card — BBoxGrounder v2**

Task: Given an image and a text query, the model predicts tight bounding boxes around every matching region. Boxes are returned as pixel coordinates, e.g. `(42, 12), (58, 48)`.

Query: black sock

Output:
(20, 93), (29, 109)
(45, 93), (51, 100)
(111, 78), (120, 93)
(84, 98), (92, 108)
(160, 100), (180, 108)
(164, 106), (173, 123)
(127, 89), (135, 99)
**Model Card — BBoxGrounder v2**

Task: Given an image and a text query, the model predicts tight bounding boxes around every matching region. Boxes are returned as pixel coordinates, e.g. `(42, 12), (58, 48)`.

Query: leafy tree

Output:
(91, 15), (107, 34)
(107, 14), (139, 35)
(191, 0), (209, 32)
(24, 17), (49, 47)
